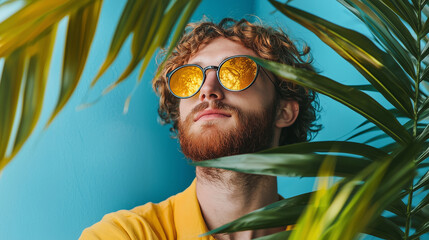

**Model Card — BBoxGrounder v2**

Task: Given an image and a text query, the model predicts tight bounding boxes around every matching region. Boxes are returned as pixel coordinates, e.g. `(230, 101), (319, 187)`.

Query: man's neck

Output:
(195, 167), (284, 240)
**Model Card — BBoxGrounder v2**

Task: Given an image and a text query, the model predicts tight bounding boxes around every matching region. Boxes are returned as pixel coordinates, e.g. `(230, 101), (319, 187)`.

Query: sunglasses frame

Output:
(167, 55), (260, 99)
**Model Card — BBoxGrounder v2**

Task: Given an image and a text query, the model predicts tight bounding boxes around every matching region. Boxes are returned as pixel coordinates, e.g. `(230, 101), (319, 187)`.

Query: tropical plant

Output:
(0, 0), (201, 171)
(1, 0), (428, 240)
(193, 0), (429, 239)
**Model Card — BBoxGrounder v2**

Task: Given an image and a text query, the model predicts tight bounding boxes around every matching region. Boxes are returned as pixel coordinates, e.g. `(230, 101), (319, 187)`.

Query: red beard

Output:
(178, 100), (276, 162)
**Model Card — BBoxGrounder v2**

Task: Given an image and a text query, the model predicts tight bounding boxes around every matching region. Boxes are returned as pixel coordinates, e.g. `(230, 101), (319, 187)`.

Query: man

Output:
(80, 18), (320, 240)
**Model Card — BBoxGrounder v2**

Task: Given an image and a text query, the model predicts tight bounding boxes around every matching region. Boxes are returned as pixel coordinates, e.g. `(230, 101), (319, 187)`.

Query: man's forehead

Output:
(186, 37), (257, 66)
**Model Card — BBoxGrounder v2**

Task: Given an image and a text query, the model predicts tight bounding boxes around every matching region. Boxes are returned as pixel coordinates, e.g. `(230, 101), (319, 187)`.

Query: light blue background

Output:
(0, 0), (426, 240)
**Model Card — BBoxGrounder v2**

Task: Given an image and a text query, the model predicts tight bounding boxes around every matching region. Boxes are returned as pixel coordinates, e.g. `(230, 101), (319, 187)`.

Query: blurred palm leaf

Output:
(192, 141), (388, 177)
(0, 0), (201, 171)
(46, 0), (102, 126)
(1, 27), (57, 170)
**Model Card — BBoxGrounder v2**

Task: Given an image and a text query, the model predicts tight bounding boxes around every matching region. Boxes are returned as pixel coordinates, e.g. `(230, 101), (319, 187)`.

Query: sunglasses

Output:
(167, 55), (266, 99)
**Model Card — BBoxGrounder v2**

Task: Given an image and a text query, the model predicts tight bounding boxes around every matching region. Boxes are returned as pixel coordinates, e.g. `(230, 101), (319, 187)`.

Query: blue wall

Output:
(1, 1), (421, 240)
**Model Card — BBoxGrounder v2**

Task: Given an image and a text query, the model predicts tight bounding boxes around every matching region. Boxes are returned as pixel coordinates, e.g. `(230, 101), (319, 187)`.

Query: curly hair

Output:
(153, 18), (321, 145)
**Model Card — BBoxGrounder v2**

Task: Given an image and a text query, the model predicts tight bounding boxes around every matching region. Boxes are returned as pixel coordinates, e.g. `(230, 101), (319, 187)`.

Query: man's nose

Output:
(198, 69), (225, 101)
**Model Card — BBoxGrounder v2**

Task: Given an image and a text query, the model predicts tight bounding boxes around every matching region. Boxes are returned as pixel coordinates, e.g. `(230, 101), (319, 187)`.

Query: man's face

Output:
(177, 37), (279, 161)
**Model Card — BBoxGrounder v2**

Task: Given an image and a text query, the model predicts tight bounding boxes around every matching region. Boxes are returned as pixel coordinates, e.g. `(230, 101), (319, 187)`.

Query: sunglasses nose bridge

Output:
(201, 65), (220, 84)
(202, 65), (219, 74)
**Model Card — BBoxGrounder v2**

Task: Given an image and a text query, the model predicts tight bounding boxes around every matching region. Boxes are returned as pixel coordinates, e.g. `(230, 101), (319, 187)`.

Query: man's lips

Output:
(194, 109), (232, 122)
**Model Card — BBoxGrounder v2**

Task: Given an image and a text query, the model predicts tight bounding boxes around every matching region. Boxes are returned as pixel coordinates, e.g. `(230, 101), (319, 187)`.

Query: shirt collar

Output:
(174, 178), (215, 240)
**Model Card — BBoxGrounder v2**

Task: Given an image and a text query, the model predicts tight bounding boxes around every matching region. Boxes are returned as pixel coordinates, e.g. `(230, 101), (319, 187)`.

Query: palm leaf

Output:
(163, 0), (201, 59)
(417, 124), (429, 143)
(253, 231), (291, 240)
(346, 125), (380, 141)
(287, 156), (407, 240)
(340, 0), (416, 78)
(414, 170), (429, 191)
(411, 192), (429, 214)
(418, 107), (429, 122)
(380, 142), (401, 153)
(202, 189), (404, 240)
(192, 153), (372, 177)
(365, 0), (418, 57)
(421, 41), (429, 61)
(250, 56), (412, 144)
(97, 0), (201, 112)
(349, 84), (377, 92)
(0, 0), (201, 170)
(46, 0), (101, 126)
(269, 0), (415, 118)
(259, 141), (389, 160)
(0, 47), (26, 164)
(8, 27), (56, 164)
(200, 192), (312, 236)
(387, 214), (427, 231)
(348, 120), (423, 151)
(363, 133), (390, 144)
(409, 221), (429, 240)
(362, 217), (405, 240)
(345, 107), (410, 141)
(0, 0), (94, 58)
(418, 96), (429, 116)
(100, 0), (202, 93)
(137, 0), (198, 80)
(131, 0), (201, 111)
(102, 0), (166, 94)
(376, 0), (413, 28)
(387, 198), (407, 217)
(90, 0), (148, 87)
(417, 146), (429, 163)
(379, 0), (418, 31)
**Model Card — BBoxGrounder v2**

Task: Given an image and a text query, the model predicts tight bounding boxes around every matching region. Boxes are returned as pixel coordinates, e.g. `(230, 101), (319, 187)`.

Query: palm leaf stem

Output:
(405, 1), (424, 238)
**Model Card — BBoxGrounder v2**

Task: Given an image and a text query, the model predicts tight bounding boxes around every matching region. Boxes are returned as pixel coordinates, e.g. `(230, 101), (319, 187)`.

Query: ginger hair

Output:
(152, 18), (321, 145)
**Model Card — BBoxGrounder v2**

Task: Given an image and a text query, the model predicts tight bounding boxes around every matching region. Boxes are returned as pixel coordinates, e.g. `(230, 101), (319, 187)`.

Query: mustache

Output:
(190, 101), (239, 117)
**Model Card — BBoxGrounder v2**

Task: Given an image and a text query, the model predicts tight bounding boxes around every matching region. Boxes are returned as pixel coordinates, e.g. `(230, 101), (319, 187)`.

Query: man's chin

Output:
(190, 120), (235, 132)
(179, 126), (237, 162)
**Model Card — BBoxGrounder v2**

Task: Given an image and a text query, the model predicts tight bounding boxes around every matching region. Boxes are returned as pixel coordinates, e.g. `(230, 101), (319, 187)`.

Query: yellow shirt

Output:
(80, 179), (291, 240)
(79, 179), (215, 240)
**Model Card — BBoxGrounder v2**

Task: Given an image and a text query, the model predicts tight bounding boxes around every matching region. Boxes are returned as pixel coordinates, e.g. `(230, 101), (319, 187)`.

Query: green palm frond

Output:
(46, 0), (102, 126)
(192, 141), (388, 177)
(196, 0), (429, 239)
(270, 1), (416, 119)
(200, 145), (416, 240)
(251, 57), (412, 144)
(0, 0), (201, 171)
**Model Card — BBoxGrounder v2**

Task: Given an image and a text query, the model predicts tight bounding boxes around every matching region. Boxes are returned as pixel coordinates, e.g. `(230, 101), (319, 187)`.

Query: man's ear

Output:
(275, 100), (299, 128)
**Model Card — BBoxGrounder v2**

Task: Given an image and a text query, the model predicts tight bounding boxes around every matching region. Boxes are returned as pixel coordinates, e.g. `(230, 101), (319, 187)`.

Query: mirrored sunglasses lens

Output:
(169, 66), (203, 98)
(218, 57), (257, 91)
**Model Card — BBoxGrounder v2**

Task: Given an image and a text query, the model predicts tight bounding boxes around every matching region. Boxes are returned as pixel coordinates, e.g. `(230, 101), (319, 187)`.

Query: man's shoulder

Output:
(130, 194), (177, 224)
(79, 194), (180, 240)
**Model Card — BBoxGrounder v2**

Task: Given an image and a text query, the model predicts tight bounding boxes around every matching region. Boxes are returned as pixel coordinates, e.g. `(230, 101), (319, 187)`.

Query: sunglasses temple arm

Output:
(261, 67), (281, 94)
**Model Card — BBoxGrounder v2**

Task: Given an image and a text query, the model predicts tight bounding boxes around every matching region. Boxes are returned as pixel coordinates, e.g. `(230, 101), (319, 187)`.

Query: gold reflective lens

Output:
(219, 57), (257, 91)
(169, 66), (203, 98)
